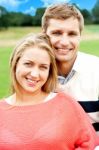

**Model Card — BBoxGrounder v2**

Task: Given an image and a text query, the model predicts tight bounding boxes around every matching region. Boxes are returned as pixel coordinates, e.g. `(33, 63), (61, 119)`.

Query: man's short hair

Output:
(42, 3), (84, 33)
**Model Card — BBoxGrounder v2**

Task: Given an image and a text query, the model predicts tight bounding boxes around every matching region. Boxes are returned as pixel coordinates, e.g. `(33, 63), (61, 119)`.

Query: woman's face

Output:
(15, 46), (50, 94)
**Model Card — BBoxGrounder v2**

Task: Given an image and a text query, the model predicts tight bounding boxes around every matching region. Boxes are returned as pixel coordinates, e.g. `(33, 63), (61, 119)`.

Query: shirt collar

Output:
(72, 51), (84, 73)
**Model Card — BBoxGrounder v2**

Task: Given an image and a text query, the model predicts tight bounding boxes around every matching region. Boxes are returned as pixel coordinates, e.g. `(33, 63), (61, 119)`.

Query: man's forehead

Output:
(47, 18), (79, 30)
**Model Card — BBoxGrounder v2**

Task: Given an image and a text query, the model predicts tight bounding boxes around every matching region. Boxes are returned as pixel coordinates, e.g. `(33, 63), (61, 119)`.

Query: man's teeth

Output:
(56, 48), (72, 51)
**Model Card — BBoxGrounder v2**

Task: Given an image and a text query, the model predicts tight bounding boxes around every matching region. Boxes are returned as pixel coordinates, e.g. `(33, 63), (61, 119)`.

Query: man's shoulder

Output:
(77, 51), (99, 66)
(74, 52), (99, 72)
(78, 51), (99, 61)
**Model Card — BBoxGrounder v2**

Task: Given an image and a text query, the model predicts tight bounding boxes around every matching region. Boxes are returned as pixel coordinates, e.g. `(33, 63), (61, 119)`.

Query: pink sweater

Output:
(0, 93), (98, 150)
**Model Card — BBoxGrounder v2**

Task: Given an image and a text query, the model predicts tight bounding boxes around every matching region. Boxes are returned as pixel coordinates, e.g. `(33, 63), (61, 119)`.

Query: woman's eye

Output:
(40, 66), (49, 70)
(24, 62), (32, 66)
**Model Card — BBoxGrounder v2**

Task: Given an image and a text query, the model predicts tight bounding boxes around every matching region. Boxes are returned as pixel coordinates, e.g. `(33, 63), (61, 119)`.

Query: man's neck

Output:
(56, 57), (76, 77)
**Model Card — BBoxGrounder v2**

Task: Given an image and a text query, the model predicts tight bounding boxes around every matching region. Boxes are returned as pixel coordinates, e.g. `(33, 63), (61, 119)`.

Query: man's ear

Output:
(41, 27), (44, 33)
(41, 27), (45, 33)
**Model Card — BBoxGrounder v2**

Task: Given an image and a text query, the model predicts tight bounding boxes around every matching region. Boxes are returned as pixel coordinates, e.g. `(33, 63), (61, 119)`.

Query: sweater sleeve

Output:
(71, 97), (99, 149)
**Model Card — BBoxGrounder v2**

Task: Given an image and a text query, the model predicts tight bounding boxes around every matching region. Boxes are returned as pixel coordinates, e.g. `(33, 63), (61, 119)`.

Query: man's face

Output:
(46, 17), (81, 63)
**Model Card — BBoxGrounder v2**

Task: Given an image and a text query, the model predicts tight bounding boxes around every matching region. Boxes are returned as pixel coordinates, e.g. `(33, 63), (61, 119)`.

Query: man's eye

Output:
(69, 32), (78, 36)
(52, 31), (62, 35)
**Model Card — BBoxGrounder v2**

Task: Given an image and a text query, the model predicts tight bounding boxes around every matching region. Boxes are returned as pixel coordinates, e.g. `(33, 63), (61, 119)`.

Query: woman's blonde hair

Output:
(42, 3), (84, 33)
(10, 33), (57, 94)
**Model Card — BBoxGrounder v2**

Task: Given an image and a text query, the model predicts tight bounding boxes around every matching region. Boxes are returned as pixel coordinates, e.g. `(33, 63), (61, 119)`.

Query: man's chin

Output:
(56, 57), (71, 62)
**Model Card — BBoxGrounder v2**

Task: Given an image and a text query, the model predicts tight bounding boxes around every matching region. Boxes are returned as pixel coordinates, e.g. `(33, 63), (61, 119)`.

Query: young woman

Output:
(0, 33), (98, 149)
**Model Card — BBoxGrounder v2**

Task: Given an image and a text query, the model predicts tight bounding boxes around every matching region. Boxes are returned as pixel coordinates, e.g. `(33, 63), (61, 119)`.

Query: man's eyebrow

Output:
(50, 29), (62, 33)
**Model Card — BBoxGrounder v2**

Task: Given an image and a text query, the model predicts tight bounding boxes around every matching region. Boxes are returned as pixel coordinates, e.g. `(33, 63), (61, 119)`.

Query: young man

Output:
(42, 3), (99, 134)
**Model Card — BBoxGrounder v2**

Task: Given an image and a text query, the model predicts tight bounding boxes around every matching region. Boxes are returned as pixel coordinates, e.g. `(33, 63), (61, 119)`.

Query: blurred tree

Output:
(92, 0), (99, 23)
(0, 6), (9, 28)
(33, 8), (46, 26)
(81, 9), (92, 24)
(0, 6), (7, 16)
(8, 12), (33, 26)
(21, 14), (33, 26)
(72, 3), (93, 24)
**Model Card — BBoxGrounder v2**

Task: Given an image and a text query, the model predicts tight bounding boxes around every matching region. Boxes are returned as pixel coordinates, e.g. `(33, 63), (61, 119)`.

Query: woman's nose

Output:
(30, 67), (39, 78)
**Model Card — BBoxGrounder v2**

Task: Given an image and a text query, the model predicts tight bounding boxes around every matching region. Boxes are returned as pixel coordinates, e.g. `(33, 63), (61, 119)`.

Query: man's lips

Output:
(55, 48), (72, 54)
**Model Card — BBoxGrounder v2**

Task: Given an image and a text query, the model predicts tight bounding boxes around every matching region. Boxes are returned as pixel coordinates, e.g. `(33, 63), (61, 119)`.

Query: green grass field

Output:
(0, 25), (99, 98)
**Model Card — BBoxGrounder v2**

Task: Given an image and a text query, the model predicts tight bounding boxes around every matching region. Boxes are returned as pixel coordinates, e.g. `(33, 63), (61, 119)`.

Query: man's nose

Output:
(60, 34), (70, 45)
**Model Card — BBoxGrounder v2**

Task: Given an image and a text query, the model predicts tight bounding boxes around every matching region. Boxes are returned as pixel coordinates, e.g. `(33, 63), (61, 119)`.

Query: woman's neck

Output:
(8, 90), (49, 106)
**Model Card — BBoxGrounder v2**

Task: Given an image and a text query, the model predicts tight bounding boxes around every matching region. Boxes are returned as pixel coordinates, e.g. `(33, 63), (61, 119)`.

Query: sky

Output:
(0, 0), (97, 16)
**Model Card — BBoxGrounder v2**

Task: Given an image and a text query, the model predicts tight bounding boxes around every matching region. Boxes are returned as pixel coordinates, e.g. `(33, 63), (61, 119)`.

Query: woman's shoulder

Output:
(0, 94), (15, 106)
(0, 99), (5, 103)
(55, 92), (85, 112)
(0, 98), (7, 109)
(55, 92), (77, 103)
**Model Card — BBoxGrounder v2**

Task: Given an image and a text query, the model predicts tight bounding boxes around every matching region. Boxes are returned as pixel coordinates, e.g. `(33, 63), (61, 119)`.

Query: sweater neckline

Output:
(3, 92), (58, 109)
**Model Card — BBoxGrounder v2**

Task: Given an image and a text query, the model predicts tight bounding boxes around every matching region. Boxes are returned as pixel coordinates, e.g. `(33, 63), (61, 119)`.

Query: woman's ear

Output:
(54, 82), (65, 93)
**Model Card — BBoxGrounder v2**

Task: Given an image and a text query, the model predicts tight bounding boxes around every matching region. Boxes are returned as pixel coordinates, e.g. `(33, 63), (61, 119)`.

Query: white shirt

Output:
(58, 51), (99, 100)
(58, 51), (99, 133)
